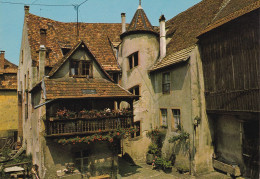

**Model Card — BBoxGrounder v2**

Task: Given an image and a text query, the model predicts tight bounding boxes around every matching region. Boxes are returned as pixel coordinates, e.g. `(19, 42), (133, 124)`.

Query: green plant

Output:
(168, 130), (190, 143)
(147, 128), (166, 149)
(153, 157), (172, 169)
(147, 143), (159, 155)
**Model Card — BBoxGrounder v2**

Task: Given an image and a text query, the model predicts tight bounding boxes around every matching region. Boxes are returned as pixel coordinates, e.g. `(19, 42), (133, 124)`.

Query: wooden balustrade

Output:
(46, 116), (133, 137)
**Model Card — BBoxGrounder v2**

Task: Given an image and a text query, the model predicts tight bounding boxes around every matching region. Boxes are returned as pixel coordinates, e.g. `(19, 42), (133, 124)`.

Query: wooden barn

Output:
(198, 1), (259, 178)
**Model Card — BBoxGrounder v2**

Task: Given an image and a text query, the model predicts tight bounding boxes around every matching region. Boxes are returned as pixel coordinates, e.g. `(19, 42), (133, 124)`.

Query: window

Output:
(21, 50), (23, 64)
(62, 48), (71, 55)
(25, 92), (28, 120)
(160, 109), (167, 126)
(74, 150), (90, 173)
(70, 60), (92, 77)
(108, 72), (119, 83)
(162, 72), (170, 93)
(172, 109), (180, 130)
(131, 121), (141, 138)
(129, 85), (140, 100)
(128, 52), (139, 70)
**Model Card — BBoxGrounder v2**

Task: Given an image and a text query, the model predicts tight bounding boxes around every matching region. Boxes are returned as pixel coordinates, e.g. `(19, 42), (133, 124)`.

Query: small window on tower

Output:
(128, 52), (139, 70)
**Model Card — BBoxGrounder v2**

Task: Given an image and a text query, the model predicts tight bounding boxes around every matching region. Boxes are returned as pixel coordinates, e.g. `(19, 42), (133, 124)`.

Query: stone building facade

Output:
(18, 0), (259, 178)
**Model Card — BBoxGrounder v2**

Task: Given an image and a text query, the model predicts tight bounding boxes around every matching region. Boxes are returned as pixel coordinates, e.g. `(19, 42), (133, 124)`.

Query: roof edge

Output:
(120, 30), (159, 39)
(199, 1), (260, 36)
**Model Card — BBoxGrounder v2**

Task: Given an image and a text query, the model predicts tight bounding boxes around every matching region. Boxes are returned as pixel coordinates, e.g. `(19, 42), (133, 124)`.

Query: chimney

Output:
(40, 29), (47, 47)
(0, 51), (5, 70)
(121, 13), (126, 33)
(159, 15), (166, 60)
(24, 6), (29, 15)
(39, 45), (46, 80)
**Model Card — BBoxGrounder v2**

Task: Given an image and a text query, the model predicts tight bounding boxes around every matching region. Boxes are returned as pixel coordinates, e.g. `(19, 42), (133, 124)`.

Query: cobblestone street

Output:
(118, 158), (232, 179)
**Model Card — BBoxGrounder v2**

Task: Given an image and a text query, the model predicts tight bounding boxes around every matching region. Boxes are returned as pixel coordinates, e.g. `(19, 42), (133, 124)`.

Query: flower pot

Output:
(163, 167), (172, 173)
(146, 153), (155, 164)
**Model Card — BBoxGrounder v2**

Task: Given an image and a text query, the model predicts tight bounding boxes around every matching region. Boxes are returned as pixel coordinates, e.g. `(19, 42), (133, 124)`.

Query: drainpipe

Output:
(159, 15), (166, 60)
(121, 13), (126, 33)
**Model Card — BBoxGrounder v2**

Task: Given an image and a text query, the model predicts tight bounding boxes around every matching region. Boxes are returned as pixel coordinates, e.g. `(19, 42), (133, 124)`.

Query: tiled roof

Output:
(200, 0), (260, 35)
(44, 78), (136, 99)
(165, 0), (224, 55)
(150, 46), (195, 71)
(26, 13), (123, 71)
(48, 41), (114, 82)
(0, 59), (17, 90)
(150, 0), (224, 71)
(121, 6), (158, 38)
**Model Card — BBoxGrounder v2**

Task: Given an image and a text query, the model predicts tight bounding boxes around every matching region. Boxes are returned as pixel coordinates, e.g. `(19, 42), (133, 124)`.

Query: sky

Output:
(0, 0), (201, 65)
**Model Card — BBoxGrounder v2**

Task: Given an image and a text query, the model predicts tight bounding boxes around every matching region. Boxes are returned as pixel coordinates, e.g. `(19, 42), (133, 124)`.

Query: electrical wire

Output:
(0, 1), (74, 6)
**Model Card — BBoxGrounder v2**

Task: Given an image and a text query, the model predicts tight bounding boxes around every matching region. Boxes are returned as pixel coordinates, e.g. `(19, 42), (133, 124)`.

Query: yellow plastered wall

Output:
(0, 90), (18, 137)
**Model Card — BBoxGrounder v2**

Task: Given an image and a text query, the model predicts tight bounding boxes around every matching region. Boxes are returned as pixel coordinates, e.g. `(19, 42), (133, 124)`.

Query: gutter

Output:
(34, 99), (55, 109)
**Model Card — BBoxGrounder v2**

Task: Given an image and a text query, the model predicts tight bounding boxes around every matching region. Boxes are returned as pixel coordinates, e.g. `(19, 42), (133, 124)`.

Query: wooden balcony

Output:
(45, 116), (133, 137)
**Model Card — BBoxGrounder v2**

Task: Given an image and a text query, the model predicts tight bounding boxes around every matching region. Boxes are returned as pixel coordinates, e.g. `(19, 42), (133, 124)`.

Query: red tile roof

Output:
(165, 0), (224, 55)
(44, 78), (136, 99)
(26, 13), (123, 71)
(150, 46), (195, 71)
(48, 41), (114, 82)
(0, 59), (17, 90)
(121, 7), (158, 38)
(200, 0), (260, 35)
(150, 0), (224, 71)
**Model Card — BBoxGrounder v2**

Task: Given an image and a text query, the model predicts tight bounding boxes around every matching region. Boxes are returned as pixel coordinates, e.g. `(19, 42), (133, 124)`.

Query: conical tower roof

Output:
(121, 5), (158, 38)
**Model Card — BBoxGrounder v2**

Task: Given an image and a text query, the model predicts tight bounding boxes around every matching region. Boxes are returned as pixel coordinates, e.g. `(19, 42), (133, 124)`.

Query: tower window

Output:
(128, 52), (139, 70)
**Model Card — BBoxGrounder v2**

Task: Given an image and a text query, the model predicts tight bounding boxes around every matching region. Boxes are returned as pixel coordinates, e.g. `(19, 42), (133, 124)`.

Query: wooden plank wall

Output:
(199, 10), (259, 112)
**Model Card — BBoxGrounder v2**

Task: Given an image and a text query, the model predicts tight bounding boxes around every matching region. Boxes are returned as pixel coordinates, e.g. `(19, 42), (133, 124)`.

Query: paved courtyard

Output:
(118, 157), (232, 179)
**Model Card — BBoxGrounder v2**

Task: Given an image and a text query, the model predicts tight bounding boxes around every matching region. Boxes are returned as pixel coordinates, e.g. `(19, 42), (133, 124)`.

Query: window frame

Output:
(74, 150), (90, 173)
(162, 72), (170, 94)
(160, 108), (168, 126)
(128, 51), (139, 70)
(129, 85), (140, 101)
(70, 59), (93, 78)
(171, 109), (181, 131)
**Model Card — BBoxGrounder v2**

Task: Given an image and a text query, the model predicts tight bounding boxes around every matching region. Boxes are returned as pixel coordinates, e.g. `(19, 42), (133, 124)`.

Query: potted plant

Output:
(79, 109), (88, 118)
(66, 111), (77, 119)
(162, 160), (172, 173)
(152, 157), (172, 173)
(56, 108), (68, 119)
(146, 143), (159, 164)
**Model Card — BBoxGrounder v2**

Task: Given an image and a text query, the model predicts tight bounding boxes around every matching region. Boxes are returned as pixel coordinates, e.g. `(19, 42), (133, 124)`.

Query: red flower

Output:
(99, 129), (101, 132)
(117, 132), (120, 136)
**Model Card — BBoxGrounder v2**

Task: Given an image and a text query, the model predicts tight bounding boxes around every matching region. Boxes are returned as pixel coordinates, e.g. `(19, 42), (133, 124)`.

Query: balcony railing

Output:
(45, 116), (133, 137)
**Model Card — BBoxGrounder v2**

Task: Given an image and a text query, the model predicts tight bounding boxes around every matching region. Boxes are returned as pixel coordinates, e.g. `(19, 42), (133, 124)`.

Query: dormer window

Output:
(128, 52), (139, 70)
(70, 60), (93, 77)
